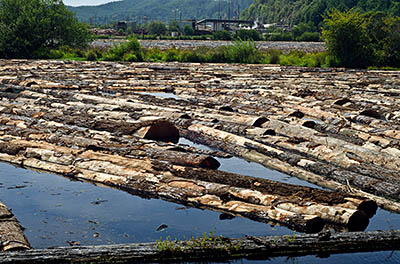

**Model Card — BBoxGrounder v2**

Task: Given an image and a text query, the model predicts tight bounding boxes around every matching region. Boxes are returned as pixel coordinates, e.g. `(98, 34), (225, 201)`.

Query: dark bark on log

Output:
(0, 230), (399, 263)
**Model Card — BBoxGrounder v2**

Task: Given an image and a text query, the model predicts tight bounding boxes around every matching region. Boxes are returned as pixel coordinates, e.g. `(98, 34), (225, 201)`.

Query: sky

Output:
(63, 0), (118, 6)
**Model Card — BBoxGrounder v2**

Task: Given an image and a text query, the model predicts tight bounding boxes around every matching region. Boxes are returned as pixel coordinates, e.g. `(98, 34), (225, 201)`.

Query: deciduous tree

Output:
(0, 0), (91, 58)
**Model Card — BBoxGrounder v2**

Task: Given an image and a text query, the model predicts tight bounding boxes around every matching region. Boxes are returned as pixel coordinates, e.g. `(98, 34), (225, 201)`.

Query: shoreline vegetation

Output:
(43, 37), (400, 71)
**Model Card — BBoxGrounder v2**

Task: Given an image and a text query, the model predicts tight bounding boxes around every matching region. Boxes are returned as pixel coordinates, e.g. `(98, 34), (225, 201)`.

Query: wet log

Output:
(0, 202), (30, 252)
(0, 230), (399, 263)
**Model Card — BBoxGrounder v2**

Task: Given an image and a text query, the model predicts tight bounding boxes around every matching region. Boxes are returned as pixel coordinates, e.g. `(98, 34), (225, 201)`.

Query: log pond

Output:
(1, 60), (400, 262)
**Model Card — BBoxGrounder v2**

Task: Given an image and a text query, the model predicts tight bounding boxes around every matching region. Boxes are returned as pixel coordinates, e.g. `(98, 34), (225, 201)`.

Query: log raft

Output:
(0, 230), (399, 264)
(1, 60), (400, 236)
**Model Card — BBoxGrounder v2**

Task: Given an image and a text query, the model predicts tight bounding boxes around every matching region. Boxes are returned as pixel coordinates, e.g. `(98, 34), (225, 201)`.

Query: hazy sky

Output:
(63, 0), (118, 6)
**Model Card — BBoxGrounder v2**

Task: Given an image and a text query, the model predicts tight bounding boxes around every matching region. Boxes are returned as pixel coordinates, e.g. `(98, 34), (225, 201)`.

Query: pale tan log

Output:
(262, 119), (400, 170)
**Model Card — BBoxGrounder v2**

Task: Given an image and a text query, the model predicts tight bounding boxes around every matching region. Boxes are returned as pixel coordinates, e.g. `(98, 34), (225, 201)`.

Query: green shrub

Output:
(145, 48), (164, 62)
(103, 37), (143, 61)
(225, 40), (263, 64)
(234, 29), (262, 41)
(266, 49), (281, 64)
(296, 32), (321, 42)
(213, 30), (232, 41)
(164, 48), (181, 62)
(86, 50), (98, 61)
(322, 9), (373, 68)
(267, 32), (294, 41)
(0, 0), (91, 59)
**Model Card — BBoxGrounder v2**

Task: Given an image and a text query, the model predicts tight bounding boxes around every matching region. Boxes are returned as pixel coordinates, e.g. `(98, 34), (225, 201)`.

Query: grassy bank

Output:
(42, 37), (333, 68)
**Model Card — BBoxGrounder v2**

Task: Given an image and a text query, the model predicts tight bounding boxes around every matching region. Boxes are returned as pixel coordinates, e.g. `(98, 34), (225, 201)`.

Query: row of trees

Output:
(241, 0), (400, 28)
(323, 9), (400, 68)
(1, 0), (400, 69)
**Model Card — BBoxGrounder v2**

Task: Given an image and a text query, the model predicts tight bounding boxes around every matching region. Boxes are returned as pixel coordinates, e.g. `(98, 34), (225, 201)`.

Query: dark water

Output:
(0, 162), (291, 249)
(0, 138), (400, 262)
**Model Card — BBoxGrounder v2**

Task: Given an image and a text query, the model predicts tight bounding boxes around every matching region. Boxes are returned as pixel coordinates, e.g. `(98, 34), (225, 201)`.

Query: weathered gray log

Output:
(0, 202), (30, 252)
(1, 230), (400, 263)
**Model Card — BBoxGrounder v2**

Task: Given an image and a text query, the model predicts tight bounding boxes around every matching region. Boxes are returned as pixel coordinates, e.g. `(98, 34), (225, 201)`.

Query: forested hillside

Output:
(241, 0), (400, 26)
(68, 0), (253, 24)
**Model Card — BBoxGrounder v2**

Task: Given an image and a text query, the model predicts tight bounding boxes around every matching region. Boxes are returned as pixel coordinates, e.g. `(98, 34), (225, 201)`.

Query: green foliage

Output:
(296, 32), (321, 41)
(156, 229), (242, 255)
(164, 48), (181, 62)
(145, 48), (164, 62)
(241, 0), (400, 29)
(147, 21), (167, 36)
(0, 0), (91, 59)
(168, 20), (180, 33)
(103, 37), (143, 61)
(234, 29), (263, 41)
(323, 9), (400, 68)
(183, 24), (195, 36)
(213, 30), (233, 41)
(322, 9), (373, 68)
(224, 40), (264, 64)
(266, 31), (294, 41)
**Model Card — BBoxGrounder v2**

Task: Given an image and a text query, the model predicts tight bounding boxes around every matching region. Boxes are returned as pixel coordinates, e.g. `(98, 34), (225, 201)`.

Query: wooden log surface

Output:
(0, 202), (30, 252)
(0, 230), (399, 263)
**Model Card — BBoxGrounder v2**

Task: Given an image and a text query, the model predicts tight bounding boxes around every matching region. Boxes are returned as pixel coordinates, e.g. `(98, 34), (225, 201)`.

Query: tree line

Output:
(0, 0), (399, 69)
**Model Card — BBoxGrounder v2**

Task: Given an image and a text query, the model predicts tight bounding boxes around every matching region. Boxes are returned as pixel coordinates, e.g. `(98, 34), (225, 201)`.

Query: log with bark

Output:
(0, 202), (30, 252)
(0, 230), (399, 263)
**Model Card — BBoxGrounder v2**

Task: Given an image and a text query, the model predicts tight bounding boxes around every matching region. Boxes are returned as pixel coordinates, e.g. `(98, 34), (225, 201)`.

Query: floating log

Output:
(0, 202), (30, 252)
(0, 230), (399, 263)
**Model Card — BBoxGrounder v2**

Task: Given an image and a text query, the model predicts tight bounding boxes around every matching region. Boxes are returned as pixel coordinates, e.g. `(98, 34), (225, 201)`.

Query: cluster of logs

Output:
(1, 59), (400, 249)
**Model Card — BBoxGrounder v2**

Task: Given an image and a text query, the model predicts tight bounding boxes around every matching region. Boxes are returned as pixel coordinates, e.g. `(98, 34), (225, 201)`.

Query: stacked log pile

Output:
(1, 60), (400, 237)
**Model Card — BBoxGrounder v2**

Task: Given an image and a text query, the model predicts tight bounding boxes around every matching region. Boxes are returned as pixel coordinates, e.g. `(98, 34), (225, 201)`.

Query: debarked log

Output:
(0, 202), (30, 252)
(0, 137), (377, 233)
(0, 230), (399, 263)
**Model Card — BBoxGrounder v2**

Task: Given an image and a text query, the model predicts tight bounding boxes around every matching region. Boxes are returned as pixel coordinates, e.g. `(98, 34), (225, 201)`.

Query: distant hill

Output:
(68, 0), (253, 24)
(240, 0), (400, 27)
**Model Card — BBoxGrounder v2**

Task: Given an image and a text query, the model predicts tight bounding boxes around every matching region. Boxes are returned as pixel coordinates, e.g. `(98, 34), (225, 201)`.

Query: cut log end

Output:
(252, 117), (269, 127)
(304, 217), (325, 234)
(199, 157), (220, 170)
(357, 200), (378, 219)
(347, 211), (369, 232)
(137, 121), (180, 143)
